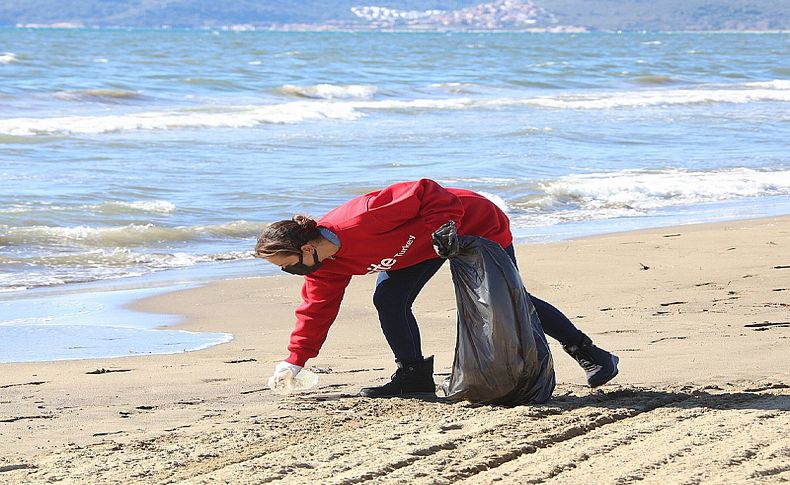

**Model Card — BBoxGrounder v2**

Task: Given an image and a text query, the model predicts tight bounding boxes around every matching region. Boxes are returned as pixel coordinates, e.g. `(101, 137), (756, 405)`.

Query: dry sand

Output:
(1, 216), (788, 484)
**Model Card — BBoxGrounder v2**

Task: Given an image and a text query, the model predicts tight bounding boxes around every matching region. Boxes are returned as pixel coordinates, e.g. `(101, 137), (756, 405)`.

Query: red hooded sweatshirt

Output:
(285, 178), (512, 366)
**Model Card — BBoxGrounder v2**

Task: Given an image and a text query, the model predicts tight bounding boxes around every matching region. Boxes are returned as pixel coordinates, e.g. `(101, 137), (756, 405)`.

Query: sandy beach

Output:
(1, 216), (788, 484)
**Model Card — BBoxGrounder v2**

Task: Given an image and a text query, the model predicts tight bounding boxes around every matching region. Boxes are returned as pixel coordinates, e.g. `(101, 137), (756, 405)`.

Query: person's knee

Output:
(373, 283), (407, 313)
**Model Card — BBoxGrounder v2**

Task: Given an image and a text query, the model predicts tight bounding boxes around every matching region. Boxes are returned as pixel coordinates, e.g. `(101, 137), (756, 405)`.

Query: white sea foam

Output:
(362, 98), (478, 110)
(1, 248), (178, 268)
(478, 191), (509, 213)
(356, 85), (790, 111)
(440, 176), (520, 186)
(0, 248), (252, 270)
(192, 220), (267, 238)
(0, 52), (17, 64)
(514, 168), (790, 226)
(744, 80), (790, 90)
(0, 101), (361, 135)
(2, 81), (788, 136)
(0, 220), (265, 247)
(369, 80), (790, 110)
(0, 200), (175, 215)
(278, 84), (378, 99)
(0, 248), (254, 290)
(429, 82), (474, 88)
(1, 224), (192, 246)
(92, 200), (176, 214)
(507, 87), (790, 110)
(428, 82), (480, 94)
(0, 218), (263, 290)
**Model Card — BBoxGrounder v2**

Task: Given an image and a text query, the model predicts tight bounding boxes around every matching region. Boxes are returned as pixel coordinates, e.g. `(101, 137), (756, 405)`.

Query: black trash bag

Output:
(440, 235), (555, 405)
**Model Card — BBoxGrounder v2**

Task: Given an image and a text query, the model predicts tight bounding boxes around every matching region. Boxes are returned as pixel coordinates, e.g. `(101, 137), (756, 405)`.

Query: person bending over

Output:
(254, 178), (619, 398)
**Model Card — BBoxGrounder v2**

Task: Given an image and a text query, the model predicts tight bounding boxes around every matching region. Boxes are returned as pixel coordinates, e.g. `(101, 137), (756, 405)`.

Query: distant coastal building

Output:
(349, 0), (572, 31)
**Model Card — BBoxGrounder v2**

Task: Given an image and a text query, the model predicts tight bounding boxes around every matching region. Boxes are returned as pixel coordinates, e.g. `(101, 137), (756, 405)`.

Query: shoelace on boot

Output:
(569, 347), (602, 373)
(390, 367), (408, 382)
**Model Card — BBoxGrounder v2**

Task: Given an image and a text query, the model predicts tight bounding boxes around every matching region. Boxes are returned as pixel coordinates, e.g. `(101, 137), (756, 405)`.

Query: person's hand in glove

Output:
(432, 220), (459, 258)
(267, 361), (302, 390)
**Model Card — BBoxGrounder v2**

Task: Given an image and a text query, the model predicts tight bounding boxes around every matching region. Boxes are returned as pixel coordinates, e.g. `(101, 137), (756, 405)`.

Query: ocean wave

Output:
(0, 248), (252, 268)
(355, 84), (790, 111)
(744, 80), (790, 90)
(192, 220), (267, 238)
(440, 176), (521, 186)
(428, 82), (481, 94)
(510, 86), (790, 110)
(512, 168), (790, 225)
(0, 272), (103, 292)
(0, 249), (253, 291)
(277, 83), (378, 99)
(2, 80), (788, 136)
(477, 191), (509, 213)
(0, 101), (361, 135)
(0, 52), (17, 64)
(53, 89), (146, 103)
(0, 200), (176, 216)
(0, 218), (266, 291)
(91, 200), (176, 214)
(1, 224), (193, 247)
(632, 75), (676, 85)
(0, 220), (265, 247)
(360, 97), (478, 110)
(0, 134), (58, 144)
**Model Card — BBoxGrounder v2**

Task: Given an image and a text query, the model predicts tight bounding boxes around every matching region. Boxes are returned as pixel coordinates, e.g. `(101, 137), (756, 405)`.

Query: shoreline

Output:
(1, 214), (788, 482)
(0, 213), (786, 365)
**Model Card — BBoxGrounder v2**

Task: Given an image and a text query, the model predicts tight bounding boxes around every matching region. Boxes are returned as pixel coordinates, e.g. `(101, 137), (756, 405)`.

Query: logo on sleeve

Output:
(365, 235), (416, 274)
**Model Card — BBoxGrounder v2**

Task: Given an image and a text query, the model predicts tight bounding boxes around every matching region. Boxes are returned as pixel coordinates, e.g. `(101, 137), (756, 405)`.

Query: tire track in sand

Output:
(458, 390), (790, 484)
(171, 387), (695, 484)
(6, 384), (788, 484)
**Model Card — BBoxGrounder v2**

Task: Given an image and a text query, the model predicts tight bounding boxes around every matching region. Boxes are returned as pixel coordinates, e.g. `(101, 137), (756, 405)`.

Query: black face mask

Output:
(281, 250), (321, 276)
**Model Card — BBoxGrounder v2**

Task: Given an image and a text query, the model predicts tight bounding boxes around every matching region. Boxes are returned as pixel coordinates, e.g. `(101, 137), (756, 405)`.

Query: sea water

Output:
(1, 29), (788, 361)
(0, 282), (232, 363)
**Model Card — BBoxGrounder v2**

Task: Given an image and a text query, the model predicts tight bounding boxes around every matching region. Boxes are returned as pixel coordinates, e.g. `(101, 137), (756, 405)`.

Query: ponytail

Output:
(255, 215), (321, 258)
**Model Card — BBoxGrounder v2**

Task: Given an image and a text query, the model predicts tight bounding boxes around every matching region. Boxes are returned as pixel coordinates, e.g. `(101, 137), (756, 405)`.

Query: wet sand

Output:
(1, 216), (788, 483)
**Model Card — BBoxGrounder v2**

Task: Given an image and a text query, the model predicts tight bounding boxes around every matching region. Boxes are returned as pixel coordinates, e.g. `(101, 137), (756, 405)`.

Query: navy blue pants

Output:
(373, 245), (586, 363)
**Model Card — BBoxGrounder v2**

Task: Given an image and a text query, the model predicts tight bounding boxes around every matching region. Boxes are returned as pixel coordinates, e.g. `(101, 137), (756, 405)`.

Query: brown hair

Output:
(255, 215), (320, 258)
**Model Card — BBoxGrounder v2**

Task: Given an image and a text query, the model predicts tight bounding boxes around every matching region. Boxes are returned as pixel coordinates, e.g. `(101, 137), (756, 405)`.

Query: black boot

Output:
(359, 356), (437, 398)
(563, 336), (619, 388)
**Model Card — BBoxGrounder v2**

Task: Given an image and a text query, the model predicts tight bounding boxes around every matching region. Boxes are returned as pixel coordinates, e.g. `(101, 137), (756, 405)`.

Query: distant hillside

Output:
(531, 0), (789, 31)
(1, 0), (788, 31)
(2, 1), (485, 28)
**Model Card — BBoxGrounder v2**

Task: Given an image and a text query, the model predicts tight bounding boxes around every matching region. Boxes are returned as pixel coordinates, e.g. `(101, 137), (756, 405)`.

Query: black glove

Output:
(432, 220), (459, 258)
